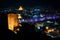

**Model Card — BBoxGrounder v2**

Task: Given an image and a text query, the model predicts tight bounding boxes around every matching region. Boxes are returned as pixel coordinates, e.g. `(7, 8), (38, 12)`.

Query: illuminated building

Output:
(8, 13), (18, 31)
(18, 6), (23, 11)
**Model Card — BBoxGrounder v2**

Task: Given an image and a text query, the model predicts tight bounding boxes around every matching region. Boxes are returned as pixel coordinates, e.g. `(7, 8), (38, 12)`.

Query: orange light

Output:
(45, 29), (52, 33)
(8, 13), (18, 31)
(47, 29), (52, 33)
(45, 26), (52, 33)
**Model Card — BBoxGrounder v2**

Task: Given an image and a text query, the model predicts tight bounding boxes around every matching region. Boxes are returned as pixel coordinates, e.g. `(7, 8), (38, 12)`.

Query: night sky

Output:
(0, 0), (60, 10)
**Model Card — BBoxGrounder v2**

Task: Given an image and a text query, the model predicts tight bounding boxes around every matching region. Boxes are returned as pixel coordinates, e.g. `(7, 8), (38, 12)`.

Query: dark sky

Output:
(0, 0), (60, 10)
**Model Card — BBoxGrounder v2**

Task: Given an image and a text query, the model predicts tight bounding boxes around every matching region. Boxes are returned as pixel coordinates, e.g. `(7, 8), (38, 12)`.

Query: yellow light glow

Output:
(47, 29), (52, 33)
(17, 28), (20, 31)
(46, 26), (49, 29)
(45, 26), (52, 33)
(18, 14), (22, 19)
(8, 13), (18, 31)
(45, 29), (52, 33)
(18, 6), (23, 10)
